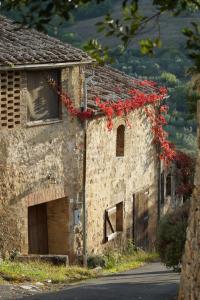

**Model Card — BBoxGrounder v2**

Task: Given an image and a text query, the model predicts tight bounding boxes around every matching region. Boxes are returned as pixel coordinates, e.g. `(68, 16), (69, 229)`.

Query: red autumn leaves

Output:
(49, 77), (175, 164)
(95, 80), (175, 164)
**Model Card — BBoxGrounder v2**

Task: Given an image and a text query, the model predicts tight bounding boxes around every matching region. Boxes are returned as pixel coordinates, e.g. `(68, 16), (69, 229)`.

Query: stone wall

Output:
(178, 102), (200, 300)
(0, 65), (159, 262)
(85, 109), (158, 255)
(0, 66), (85, 260)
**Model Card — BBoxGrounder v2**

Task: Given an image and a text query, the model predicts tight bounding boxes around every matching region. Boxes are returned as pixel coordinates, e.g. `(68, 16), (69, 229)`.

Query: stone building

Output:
(0, 16), (164, 263)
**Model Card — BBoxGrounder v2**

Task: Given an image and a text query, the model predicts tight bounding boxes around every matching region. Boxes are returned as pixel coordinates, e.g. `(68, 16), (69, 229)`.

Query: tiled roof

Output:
(86, 65), (159, 112)
(0, 15), (92, 67)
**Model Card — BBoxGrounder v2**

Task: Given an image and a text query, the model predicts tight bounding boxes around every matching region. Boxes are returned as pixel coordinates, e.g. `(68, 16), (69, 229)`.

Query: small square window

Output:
(27, 70), (61, 123)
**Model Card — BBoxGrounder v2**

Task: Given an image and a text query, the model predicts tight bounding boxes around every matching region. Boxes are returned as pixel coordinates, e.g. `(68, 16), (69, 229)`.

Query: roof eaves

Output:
(0, 59), (94, 71)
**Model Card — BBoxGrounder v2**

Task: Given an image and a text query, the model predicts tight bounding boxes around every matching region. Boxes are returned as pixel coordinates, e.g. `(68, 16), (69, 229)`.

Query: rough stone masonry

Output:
(0, 15), (161, 263)
(178, 101), (200, 300)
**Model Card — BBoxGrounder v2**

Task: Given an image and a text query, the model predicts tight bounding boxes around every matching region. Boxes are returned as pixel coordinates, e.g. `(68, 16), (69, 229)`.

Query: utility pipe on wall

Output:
(82, 69), (94, 268)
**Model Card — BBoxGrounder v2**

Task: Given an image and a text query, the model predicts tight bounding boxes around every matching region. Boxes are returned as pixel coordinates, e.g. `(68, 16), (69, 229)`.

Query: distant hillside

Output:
(59, 0), (197, 155)
(64, 0), (199, 50)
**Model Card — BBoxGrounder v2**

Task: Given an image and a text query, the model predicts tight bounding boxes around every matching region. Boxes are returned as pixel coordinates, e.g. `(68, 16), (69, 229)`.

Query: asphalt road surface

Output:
(19, 262), (179, 300)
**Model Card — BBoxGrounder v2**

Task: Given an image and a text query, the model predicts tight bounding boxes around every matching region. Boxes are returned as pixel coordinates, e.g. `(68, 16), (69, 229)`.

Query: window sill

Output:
(105, 231), (123, 242)
(26, 119), (62, 127)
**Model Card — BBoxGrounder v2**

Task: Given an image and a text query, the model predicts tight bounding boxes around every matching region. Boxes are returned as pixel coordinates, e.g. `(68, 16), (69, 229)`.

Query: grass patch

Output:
(0, 261), (95, 284)
(0, 277), (7, 284)
(103, 251), (159, 274)
(0, 246), (158, 285)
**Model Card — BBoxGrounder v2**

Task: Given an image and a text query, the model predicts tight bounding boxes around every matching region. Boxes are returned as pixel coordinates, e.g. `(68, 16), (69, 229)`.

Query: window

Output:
(105, 202), (123, 242)
(27, 70), (60, 123)
(116, 125), (125, 157)
(160, 171), (165, 204)
(166, 173), (172, 197)
(0, 71), (21, 129)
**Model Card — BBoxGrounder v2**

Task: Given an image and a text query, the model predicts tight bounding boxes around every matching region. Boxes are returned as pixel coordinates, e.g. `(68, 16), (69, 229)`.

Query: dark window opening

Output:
(27, 70), (60, 123)
(161, 171), (165, 204)
(105, 202), (123, 242)
(166, 173), (172, 197)
(116, 125), (125, 157)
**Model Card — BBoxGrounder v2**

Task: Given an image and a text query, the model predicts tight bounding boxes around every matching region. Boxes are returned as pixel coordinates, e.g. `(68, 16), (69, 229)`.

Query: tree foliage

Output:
(156, 202), (190, 270)
(0, 0), (104, 30)
(1, 0), (200, 68)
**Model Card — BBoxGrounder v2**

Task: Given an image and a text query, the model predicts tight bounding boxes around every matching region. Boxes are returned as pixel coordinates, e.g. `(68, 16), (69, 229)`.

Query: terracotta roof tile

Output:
(86, 65), (159, 112)
(0, 15), (92, 67)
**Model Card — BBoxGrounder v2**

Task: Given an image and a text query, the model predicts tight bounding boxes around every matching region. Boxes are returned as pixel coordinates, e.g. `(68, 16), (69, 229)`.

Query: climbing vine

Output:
(49, 78), (175, 164)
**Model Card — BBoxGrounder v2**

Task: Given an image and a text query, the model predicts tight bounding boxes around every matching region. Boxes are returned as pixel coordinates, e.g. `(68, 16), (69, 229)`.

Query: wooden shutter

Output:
(105, 202), (123, 242)
(134, 190), (149, 250)
(28, 203), (48, 254)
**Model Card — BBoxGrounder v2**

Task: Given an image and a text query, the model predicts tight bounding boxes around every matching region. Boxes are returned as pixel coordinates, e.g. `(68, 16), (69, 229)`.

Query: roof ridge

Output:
(0, 14), (92, 68)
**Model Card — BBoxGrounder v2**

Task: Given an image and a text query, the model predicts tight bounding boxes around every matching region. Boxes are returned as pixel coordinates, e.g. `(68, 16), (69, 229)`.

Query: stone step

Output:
(15, 254), (69, 266)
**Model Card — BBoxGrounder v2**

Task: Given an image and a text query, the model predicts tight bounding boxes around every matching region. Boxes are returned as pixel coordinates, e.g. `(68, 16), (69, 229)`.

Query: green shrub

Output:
(104, 251), (123, 269)
(161, 71), (178, 85)
(87, 240), (137, 269)
(123, 239), (138, 254)
(87, 255), (106, 268)
(156, 202), (190, 271)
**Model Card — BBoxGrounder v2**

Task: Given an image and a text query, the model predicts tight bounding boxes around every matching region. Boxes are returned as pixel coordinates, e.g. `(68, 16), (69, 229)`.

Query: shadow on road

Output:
(19, 266), (179, 300)
(104, 269), (176, 277)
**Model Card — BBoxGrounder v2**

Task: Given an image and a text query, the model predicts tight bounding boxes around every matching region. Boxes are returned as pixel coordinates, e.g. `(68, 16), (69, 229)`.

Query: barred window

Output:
(27, 70), (60, 123)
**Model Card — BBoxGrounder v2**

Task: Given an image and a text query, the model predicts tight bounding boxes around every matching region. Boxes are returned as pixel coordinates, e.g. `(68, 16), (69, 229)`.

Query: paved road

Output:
(20, 262), (179, 300)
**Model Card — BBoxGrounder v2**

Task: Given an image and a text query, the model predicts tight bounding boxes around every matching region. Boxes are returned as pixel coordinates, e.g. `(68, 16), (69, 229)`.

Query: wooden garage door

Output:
(133, 190), (149, 250)
(28, 203), (48, 254)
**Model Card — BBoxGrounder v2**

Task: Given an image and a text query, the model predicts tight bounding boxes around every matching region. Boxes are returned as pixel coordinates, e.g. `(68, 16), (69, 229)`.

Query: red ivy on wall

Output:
(49, 78), (176, 165)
